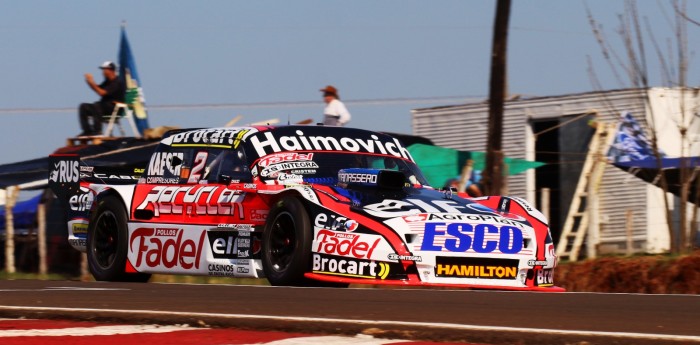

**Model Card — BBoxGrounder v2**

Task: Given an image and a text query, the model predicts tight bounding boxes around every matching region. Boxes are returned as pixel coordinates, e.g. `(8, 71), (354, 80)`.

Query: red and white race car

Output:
(49, 125), (561, 291)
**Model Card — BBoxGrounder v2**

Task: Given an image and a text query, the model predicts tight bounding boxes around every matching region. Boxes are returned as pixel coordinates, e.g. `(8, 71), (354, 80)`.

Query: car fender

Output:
(90, 184), (136, 215)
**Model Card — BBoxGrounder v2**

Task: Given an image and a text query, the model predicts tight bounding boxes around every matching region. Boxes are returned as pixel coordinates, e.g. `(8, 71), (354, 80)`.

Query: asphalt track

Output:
(0, 280), (698, 345)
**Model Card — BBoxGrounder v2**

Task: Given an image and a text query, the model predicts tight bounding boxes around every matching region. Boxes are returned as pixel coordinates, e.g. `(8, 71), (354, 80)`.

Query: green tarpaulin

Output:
(407, 143), (545, 188)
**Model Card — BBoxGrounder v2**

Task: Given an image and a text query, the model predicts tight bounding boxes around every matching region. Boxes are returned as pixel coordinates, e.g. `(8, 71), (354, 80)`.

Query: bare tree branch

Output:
(585, 1), (626, 87)
(673, 0), (700, 27)
(630, 0), (649, 86)
(657, 0), (677, 30)
(644, 16), (673, 86)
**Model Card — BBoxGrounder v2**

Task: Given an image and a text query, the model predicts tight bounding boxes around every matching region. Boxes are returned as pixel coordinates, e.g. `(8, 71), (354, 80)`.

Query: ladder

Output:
(556, 122), (616, 261)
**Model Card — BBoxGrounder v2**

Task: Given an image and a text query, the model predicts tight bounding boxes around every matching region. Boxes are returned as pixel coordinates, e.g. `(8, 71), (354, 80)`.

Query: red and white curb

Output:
(0, 318), (465, 345)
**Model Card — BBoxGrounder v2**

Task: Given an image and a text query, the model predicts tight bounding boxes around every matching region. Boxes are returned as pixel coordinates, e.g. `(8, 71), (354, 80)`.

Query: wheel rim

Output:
(268, 211), (297, 272)
(92, 210), (119, 270)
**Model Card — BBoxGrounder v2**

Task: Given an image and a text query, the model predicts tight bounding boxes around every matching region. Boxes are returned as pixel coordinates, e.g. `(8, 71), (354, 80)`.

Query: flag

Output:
(607, 112), (665, 163)
(118, 25), (149, 135)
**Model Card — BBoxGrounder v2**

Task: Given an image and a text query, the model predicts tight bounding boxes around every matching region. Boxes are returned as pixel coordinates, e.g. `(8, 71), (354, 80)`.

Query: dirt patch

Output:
(555, 250), (700, 294)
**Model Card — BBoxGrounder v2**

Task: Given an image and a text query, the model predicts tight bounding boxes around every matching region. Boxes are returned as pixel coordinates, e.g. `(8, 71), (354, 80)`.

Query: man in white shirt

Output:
(320, 85), (351, 126)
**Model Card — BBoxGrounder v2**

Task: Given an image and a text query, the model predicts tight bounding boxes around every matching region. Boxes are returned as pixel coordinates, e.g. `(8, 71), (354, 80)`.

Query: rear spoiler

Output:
(48, 154), (144, 200)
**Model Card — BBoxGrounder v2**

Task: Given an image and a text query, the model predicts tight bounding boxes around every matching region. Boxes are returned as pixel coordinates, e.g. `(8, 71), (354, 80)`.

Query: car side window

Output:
(201, 148), (252, 184)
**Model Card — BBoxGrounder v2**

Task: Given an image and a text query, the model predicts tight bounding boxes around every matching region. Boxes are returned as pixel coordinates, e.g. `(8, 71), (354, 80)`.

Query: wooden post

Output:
(626, 209), (634, 256)
(4, 186), (20, 274)
(540, 188), (551, 222)
(587, 173), (600, 259)
(37, 202), (47, 275)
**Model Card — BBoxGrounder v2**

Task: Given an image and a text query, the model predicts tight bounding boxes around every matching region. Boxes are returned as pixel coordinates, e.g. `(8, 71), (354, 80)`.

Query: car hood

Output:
(322, 184), (532, 229)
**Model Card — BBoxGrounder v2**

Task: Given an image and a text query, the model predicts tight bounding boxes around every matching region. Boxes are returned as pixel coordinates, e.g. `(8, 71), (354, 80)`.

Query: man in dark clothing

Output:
(78, 61), (125, 136)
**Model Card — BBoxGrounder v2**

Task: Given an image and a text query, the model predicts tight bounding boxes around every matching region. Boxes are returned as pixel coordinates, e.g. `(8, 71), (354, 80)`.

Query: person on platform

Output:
(320, 85), (351, 126)
(77, 61), (125, 136)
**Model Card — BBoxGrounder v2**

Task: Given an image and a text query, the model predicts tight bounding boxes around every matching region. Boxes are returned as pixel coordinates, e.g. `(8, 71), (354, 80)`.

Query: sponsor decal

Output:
(69, 187), (94, 212)
(249, 130), (414, 161)
(148, 152), (184, 177)
(135, 185), (245, 218)
(338, 172), (378, 184)
(291, 169), (316, 175)
(276, 172), (303, 181)
(527, 259), (548, 266)
(69, 238), (87, 248)
(79, 166), (94, 178)
(435, 257), (519, 280)
(146, 177), (179, 184)
(314, 213), (358, 232)
(72, 223), (88, 236)
(315, 229), (380, 260)
(216, 223), (253, 230)
(243, 183), (257, 189)
(207, 264), (236, 276)
(387, 253), (422, 262)
(312, 253), (390, 279)
(420, 223), (524, 254)
(170, 128), (251, 149)
(250, 209), (268, 220)
(94, 173), (139, 180)
(536, 268), (554, 286)
(49, 159), (79, 183)
(130, 228), (206, 270)
(260, 161), (319, 177)
(258, 152), (314, 168)
(427, 213), (524, 228)
(48, 154), (80, 203)
(344, 220), (359, 232)
(207, 230), (252, 259)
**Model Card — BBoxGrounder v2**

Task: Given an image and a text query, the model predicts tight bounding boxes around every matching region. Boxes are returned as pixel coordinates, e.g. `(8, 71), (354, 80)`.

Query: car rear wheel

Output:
(87, 196), (151, 283)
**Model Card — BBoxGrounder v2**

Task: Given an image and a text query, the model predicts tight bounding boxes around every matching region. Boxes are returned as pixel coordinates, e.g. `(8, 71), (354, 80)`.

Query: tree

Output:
(586, 0), (697, 253)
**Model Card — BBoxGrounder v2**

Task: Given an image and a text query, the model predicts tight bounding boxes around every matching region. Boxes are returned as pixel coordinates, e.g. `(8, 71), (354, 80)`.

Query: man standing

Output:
(78, 61), (125, 136)
(320, 85), (351, 126)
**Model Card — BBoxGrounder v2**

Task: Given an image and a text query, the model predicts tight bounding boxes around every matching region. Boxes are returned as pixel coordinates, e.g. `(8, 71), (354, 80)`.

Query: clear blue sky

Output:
(1, 0), (698, 165)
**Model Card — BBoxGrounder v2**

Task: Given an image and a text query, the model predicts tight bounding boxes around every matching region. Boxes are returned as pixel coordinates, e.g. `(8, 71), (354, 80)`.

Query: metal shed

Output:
(412, 88), (700, 256)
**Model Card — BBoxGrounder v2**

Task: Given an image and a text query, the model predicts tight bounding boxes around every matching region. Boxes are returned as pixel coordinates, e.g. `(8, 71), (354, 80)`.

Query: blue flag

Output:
(607, 112), (665, 163)
(118, 26), (149, 135)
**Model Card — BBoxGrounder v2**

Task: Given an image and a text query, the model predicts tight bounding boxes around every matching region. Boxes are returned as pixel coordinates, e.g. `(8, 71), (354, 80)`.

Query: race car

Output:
(49, 125), (561, 291)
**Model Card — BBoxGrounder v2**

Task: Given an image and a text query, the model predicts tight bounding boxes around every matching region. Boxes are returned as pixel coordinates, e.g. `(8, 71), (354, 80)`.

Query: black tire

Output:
(262, 197), (314, 286)
(87, 195), (151, 283)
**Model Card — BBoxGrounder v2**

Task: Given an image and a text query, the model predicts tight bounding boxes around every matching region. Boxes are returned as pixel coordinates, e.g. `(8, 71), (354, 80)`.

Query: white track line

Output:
(260, 335), (410, 345)
(0, 324), (196, 337)
(0, 305), (698, 342)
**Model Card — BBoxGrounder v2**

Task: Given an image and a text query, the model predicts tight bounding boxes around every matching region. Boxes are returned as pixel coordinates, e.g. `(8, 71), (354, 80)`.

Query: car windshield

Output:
(253, 151), (430, 186)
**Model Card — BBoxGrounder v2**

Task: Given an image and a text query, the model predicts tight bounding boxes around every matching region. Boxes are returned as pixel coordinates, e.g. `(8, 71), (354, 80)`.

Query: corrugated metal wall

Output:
(412, 89), (655, 254)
